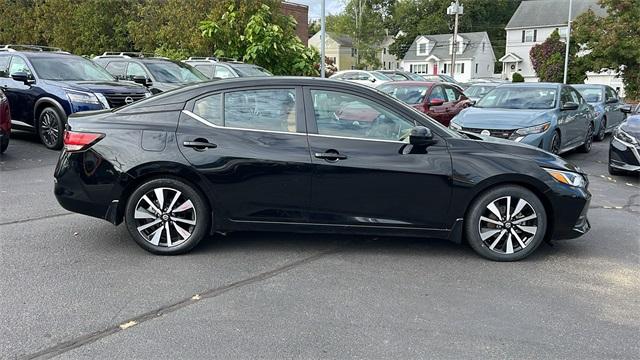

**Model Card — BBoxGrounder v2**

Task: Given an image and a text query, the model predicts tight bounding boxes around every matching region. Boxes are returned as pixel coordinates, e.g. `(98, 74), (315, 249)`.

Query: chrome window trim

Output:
(308, 133), (408, 144)
(182, 110), (305, 136)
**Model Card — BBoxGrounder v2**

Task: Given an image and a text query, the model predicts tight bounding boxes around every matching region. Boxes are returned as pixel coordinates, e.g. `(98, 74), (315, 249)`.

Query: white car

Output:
(329, 70), (392, 87)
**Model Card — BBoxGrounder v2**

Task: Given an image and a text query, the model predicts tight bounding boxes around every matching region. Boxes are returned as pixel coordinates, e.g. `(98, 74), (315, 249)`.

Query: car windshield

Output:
(372, 71), (392, 81)
(30, 57), (115, 81)
(229, 64), (273, 77)
(378, 84), (429, 104)
(408, 72), (426, 81)
(439, 74), (458, 84)
(476, 87), (557, 110)
(465, 85), (496, 97)
(146, 62), (208, 83)
(575, 87), (602, 103)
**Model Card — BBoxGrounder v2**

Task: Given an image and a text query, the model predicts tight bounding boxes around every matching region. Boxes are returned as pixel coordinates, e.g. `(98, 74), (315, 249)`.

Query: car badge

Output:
(480, 130), (491, 136)
(125, 96), (134, 104)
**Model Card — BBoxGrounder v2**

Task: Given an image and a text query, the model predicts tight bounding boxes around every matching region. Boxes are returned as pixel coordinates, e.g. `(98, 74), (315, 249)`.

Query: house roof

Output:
(403, 32), (492, 62)
(499, 52), (523, 62)
(505, 0), (606, 29)
(327, 33), (353, 47)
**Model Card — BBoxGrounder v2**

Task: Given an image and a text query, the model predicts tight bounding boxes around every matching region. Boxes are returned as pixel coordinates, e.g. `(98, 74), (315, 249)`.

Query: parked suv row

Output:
(0, 45), (150, 149)
(182, 57), (273, 79)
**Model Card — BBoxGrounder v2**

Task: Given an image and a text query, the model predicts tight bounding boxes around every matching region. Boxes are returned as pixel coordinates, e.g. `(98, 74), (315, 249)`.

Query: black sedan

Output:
(54, 77), (591, 261)
(609, 113), (640, 175)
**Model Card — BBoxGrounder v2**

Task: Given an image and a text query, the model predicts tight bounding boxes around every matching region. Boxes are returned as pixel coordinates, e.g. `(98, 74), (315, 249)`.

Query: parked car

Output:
(0, 89), (9, 153)
(54, 77), (591, 261)
(573, 84), (626, 141)
(329, 70), (392, 87)
(377, 70), (425, 81)
(0, 45), (150, 149)
(464, 83), (500, 103)
(93, 52), (208, 94)
(377, 81), (471, 126)
(450, 83), (594, 155)
(420, 74), (470, 89)
(182, 57), (272, 79)
(609, 110), (640, 175)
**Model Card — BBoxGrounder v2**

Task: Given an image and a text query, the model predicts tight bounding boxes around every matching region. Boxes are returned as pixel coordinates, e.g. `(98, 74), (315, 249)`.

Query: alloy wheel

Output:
(39, 111), (60, 148)
(550, 132), (561, 154)
(478, 196), (538, 255)
(133, 187), (197, 248)
(596, 118), (606, 140)
(585, 124), (594, 150)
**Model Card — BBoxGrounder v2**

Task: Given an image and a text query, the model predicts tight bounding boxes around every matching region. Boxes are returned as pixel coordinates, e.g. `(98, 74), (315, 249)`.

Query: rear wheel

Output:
(579, 123), (594, 153)
(38, 107), (64, 150)
(595, 117), (606, 141)
(465, 185), (547, 261)
(125, 178), (210, 255)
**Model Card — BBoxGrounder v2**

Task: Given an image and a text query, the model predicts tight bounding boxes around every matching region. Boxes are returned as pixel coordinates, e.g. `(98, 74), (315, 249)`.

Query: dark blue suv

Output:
(0, 46), (150, 149)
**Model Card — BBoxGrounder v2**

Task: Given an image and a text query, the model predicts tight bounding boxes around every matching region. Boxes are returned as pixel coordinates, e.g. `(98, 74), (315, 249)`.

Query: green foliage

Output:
(572, 0), (640, 99)
(200, 3), (318, 76)
(529, 29), (586, 83)
(511, 72), (524, 82)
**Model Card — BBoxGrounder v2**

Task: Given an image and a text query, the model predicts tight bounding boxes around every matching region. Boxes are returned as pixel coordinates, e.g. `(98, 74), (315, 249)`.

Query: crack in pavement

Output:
(0, 212), (74, 226)
(18, 245), (343, 360)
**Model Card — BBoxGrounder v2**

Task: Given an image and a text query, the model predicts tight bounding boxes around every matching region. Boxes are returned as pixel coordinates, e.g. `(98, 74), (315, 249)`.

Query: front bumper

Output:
(609, 136), (640, 172)
(547, 181), (592, 240)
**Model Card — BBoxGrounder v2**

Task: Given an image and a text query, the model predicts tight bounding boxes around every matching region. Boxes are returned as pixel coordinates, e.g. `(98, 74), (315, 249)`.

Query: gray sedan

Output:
(573, 84), (626, 141)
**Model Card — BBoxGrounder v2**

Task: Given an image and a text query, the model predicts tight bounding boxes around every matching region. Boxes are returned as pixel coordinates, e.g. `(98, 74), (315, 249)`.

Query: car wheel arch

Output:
(34, 97), (67, 125)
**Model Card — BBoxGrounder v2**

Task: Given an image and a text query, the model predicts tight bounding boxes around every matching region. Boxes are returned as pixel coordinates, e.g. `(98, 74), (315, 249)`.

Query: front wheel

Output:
(550, 130), (561, 155)
(38, 107), (64, 150)
(465, 185), (547, 261)
(125, 178), (211, 255)
(578, 123), (594, 153)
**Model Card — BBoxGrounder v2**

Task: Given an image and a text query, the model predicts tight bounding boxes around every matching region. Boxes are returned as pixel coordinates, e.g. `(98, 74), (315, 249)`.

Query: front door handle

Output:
(183, 139), (217, 151)
(314, 151), (347, 161)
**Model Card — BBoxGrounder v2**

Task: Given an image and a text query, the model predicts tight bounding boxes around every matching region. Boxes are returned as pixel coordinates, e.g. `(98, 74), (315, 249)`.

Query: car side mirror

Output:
(606, 98), (618, 104)
(561, 102), (579, 111)
(11, 72), (33, 85)
(620, 104), (632, 114)
(409, 126), (437, 147)
(369, 77), (376, 83)
(429, 98), (445, 107)
(133, 75), (152, 87)
(469, 100), (476, 106)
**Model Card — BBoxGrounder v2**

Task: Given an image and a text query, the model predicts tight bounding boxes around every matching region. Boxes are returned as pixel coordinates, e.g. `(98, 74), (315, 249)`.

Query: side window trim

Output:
(8, 55), (35, 78)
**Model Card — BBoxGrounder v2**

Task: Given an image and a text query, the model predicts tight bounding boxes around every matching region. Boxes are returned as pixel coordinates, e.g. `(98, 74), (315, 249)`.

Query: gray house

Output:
(401, 31), (496, 82)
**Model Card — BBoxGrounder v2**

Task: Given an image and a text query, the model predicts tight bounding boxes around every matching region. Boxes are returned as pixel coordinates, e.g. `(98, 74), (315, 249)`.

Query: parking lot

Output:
(1, 131), (639, 359)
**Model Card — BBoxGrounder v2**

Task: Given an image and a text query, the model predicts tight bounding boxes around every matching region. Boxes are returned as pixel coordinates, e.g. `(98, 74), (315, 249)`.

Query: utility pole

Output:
(447, 1), (463, 79)
(320, 0), (326, 77)
(563, 0), (573, 84)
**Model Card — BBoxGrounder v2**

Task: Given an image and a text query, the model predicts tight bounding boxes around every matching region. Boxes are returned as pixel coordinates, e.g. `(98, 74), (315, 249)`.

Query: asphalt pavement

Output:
(1, 131), (639, 359)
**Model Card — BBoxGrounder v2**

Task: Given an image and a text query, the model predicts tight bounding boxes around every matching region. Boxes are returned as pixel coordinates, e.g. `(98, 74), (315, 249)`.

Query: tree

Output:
(572, 0), (640, 99)
(200, 3), (318, 76)
(529, 29), (586, 83)
(308, 21), (321, 38)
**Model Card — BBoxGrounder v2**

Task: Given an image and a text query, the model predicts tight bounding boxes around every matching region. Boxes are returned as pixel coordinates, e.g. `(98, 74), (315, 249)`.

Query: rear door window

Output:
(224, 89), (297, 132)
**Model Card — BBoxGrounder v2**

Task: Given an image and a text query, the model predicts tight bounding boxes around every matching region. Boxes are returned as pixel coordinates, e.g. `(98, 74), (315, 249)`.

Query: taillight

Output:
(63, 131), (104, 152)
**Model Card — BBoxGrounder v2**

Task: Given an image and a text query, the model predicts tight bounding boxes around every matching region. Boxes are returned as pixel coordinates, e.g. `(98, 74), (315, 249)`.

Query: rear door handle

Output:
(183, 140), (217, 151)
(314, 152), (347, 160)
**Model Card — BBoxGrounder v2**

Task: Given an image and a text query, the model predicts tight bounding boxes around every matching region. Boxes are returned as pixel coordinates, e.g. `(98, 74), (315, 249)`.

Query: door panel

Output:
(177, 87), (312, 224)
(5, 56), (36, 124)
(305, 88), (452, 229)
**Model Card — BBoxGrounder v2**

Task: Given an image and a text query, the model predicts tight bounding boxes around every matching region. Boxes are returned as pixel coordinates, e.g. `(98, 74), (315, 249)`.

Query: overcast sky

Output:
(293, 0), (346, 21)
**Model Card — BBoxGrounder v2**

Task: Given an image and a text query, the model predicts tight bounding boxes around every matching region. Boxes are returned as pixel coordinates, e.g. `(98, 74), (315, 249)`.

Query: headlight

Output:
(543, 168), (587, 188)
(449, 122), (462, 131)
(94, 93), (110, 109)
(513, 122), (550, 136)
(66, 91), (100, 105)
(613, 126), (637, 146)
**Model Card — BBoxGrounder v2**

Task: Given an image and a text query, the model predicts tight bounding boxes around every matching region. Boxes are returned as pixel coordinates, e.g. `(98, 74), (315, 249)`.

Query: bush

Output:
(512, 72), (524, 82)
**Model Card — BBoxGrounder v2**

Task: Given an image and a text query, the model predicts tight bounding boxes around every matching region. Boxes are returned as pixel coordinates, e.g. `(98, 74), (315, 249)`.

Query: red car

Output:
(0, 89), (9, 154)
(377, 81), (471, 126)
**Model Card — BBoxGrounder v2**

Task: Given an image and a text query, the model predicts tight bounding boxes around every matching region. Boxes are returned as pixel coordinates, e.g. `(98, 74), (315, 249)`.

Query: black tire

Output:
(38, 107), (64, 150)
(0, 135), (8, 154)
(578, 122), (594, 153)
(595, 117), (606, 142)
(550, 130), (561, 155)
(465, 185), (547, 261)
(125, 177), (211, 255)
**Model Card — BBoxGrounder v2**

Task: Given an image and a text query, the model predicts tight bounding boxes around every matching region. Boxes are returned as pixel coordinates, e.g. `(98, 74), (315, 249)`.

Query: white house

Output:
(378, 35), (401, 70)
(500, 0), (606, 82)
(401, 32), (495, 83)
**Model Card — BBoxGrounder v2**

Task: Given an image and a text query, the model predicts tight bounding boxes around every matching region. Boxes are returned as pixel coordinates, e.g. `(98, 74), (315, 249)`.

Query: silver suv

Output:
(182, 57), (272, 79)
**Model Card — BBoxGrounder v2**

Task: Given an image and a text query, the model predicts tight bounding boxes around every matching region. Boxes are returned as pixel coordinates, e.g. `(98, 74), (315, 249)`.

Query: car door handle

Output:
(183, 140), (217, 150)
(314, 152), (347, 160)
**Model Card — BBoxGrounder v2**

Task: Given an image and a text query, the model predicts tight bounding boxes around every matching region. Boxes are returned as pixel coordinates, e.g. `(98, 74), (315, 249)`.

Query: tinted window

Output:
(229, 64), (272, 77)
(377, 84), (429, 104)
(146, 62), (207, 83)
(30, 56), (114, 81)
(193, 64), (213, 78)
(126, 62), (147, 80)
(193, 93), (222, 126)
(311, 89), (414, 142)
(575, 87), (602, 103)
(224, 89), (296, 132)
(0, 56), (9, 77)
(429, 86), (446, 102)
(605, 87), (618, 102)
(9, 56), (32, 76)
(477, 87), (557, 110)
(214, 65), (234, 79)
(105, 61), (127, 79)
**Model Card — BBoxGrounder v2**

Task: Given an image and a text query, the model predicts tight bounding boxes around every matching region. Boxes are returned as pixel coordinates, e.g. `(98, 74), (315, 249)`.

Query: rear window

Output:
(229, 64), (272, 77)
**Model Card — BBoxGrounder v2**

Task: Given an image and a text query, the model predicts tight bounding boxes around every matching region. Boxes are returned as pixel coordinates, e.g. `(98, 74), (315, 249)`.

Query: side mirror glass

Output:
(561, 102), (579, 111)
(369, 77), (376, 83)
(606, 97), (618, 104)
(11, 72), (32, 85)
(409, 126), (437, 147)
(429, 98), (445, 106)
(133, 75), (152, 87)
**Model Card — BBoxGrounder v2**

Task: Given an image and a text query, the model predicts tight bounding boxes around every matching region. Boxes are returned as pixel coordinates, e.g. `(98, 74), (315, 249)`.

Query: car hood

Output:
(620, 115), (640, 140)
(453, 107), (555, 129)
(43, 80), (148, 94)
(460, 131), (584, 174)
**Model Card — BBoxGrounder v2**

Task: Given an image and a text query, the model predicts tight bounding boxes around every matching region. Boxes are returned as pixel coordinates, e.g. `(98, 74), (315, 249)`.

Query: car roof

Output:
(9, 51), (80, 59)
(571, 84), (604, 88)
(378, 81), (436, 86)
(498, 82), (561, 88)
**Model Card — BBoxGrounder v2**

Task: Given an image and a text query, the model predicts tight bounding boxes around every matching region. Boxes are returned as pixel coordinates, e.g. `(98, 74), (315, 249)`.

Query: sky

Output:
(292, 0), (346, 21)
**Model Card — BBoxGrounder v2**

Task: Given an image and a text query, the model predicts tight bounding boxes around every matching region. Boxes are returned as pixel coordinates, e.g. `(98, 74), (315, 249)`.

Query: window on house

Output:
(475, 63), (478, 74)
(482, 42), (485, 53)
(443, 63), (448, 74)
(418, 43), (427, 55)
(522, 29), (535, 42)
(383, 48), (387, 54)
(351, 48), (357, 57)
(412, 63), (427, 74)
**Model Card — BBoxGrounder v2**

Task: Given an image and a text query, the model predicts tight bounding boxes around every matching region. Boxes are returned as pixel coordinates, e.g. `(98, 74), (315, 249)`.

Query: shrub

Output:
(512, 72), (524, 82)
